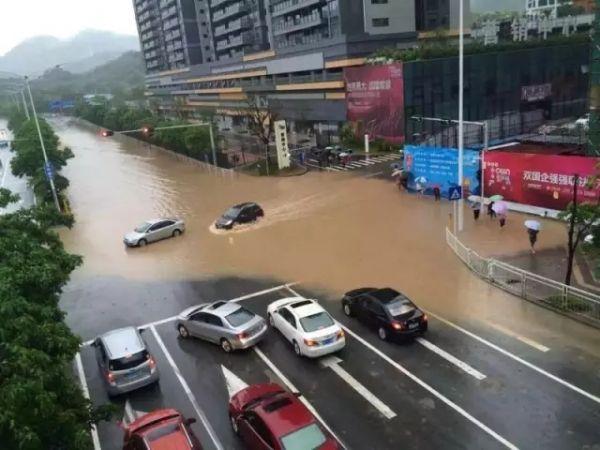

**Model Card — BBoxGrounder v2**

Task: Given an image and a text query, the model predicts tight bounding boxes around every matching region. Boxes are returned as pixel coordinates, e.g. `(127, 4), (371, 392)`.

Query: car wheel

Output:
(178, 325), (189, 339)
(378, 327), (387, 341)
(172, 229), (181, 237)
(268, 313), (274, 326)
(229, 414), (239, 434)
(138, 239), (147, 247)
(293, 340), (302, 356)
(221, 338), (233, 353)
(343, 303), (353, 317)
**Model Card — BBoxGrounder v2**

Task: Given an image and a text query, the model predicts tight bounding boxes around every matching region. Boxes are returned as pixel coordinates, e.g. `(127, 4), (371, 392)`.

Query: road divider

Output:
(319, 355), (397, 420)
(415, 337), (487, 381)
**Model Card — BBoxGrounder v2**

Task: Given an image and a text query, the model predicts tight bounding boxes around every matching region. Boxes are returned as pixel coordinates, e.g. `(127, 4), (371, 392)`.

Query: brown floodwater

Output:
(51, 116), (600, 355)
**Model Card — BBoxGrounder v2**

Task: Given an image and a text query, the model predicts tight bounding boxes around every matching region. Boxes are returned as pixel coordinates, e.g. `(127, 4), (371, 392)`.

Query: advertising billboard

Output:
(484, 152), (600, 210)
(344, 63), (404, 144)
(403, 145), (481, 199)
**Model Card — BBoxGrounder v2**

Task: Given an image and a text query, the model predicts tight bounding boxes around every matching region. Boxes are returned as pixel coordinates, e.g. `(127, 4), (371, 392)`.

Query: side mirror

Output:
(185, 417), (197, 426)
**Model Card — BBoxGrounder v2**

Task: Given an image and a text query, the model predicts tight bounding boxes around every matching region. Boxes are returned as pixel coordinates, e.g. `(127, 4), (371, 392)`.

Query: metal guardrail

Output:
(446, 228), (600, 326)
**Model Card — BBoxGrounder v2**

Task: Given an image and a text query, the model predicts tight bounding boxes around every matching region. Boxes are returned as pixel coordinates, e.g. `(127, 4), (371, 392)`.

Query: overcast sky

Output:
(1, 0), (138, 56)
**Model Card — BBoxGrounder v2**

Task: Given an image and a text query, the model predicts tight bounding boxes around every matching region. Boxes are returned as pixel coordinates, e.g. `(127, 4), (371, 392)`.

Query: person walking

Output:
(433, 185), (441, 201)
(472, 202), (481, 221)
(498, 213), (507, 228)
(525, 220), (541, 254)
(488, 201), (496, 219)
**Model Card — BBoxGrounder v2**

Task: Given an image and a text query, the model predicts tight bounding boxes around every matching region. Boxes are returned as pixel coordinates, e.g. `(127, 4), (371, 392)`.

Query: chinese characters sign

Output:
(344, 63), (404, 144)
(484, 152), (600, 210)
(521, 83), (552, 102)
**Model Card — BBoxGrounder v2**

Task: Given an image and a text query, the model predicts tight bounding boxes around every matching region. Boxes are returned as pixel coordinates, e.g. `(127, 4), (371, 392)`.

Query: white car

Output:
(267, 297), (345, 358)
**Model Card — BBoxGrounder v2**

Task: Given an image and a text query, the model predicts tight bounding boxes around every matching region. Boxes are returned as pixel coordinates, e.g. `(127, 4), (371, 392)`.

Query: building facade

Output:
(134, 0), (469, 137)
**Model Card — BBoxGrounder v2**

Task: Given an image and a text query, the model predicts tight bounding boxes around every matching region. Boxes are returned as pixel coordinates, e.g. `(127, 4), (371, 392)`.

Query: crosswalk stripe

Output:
(331, 165), (348, 171)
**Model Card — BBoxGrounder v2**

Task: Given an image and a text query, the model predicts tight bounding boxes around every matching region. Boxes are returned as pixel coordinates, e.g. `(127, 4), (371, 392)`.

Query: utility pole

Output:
(457, 0), (465, 231)
(24, 76), (61, 212)
(208, 122), (217, 166)
(21, 90), (30, 120)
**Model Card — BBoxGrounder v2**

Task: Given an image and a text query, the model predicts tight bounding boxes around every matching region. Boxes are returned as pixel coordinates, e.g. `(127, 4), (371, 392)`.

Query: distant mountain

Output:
(0, 30), (140, 76)
(471, 0), (523, 13)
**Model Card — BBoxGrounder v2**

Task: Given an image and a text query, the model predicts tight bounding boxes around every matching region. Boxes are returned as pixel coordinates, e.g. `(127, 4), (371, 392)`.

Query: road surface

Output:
(49, 117), (600, 450)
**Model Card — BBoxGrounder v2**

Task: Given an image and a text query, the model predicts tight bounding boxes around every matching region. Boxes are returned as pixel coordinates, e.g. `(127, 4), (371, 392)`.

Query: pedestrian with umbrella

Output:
(471, 201), (481, 221)
(415, 176), (427, 196)
(493, 201), (508, 227)
(525, 220), (541, 254)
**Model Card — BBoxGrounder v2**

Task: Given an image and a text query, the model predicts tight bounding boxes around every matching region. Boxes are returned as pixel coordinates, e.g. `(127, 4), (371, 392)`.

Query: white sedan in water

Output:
(123, 218), (185, 247)
(267, 297), (345, 358)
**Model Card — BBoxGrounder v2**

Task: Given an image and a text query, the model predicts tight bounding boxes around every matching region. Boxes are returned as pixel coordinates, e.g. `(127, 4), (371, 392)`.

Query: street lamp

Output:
(458, 0), (465, 231)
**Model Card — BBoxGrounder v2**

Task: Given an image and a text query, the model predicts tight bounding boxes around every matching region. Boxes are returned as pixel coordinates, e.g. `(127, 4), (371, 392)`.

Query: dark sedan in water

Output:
(215, 202), (264, 230)
(341, 287), (428, 340)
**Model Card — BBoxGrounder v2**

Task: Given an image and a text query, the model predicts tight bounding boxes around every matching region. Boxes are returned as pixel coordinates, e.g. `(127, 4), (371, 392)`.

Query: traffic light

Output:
(101, 129), (114, 137)
(142, 126), (154, 137)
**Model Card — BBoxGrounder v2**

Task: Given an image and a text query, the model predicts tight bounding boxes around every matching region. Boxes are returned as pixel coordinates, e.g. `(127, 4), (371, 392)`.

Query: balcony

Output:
(136, 1), (152, 15)
(213, 17), (252, 37)
(166, 40), (183, 52)
(161, 6), (177, 20)
(210, 0), (238, 8)
(272, 12), (322, 36)
(212, 2), (248, 23)
(138, 10), (155, 22)
(143, 40), (159, 51)
(168, 52), (186, 63)
(159, 0), (175, 7)
(163, 18), (180, 31)
(141, 30), (156, 42)
(271, 0), (324, 18)
(164, 29), (182, 41)
(215, 32), (254, 51)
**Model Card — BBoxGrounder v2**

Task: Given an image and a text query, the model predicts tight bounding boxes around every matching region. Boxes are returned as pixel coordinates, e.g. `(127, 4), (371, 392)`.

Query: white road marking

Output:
(331, 165), (348, 171)
(485, 321), (550, 353)
(319, 356), (396, 419)
(253, 347), (346, 448)
(75, 353), (102, 450)
(81, 283), (298, 346)
(150, 325), (224, 450)
(341, 326), (518, 449)
(364, 171), (384, 178)
(415, 337), (487, 381)
(282, 286), (516, 449)
(427, 311), (600, 405)
(221, 365), (249, 398)
(123, 399), (136, 425)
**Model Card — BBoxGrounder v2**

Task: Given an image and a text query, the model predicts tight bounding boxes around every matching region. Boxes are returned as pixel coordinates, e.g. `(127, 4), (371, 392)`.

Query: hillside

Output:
(0, 30), (139, 76)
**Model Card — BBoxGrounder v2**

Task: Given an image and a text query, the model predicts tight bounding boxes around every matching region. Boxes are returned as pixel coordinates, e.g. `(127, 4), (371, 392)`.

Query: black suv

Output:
(215, 202), (264, 230)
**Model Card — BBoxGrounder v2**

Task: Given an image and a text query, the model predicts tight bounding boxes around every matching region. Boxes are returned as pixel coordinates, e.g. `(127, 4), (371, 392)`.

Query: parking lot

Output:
(76, 282), (600, 450)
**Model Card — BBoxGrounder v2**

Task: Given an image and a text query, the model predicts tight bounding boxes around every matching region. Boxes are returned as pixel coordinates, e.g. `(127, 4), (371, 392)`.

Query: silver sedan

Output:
(123, 218), (185, 247)
(176, 301), (268, 352)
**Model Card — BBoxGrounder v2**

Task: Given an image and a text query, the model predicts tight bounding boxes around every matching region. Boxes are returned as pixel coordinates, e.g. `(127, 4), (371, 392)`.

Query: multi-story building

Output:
(525, 0), (560, 18)
(136, 0), (469, 139)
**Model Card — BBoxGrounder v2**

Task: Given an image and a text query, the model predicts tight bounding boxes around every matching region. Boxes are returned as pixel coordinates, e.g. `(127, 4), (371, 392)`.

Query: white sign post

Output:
(275, 120), (291, 170)
(365, 134), (370, 161)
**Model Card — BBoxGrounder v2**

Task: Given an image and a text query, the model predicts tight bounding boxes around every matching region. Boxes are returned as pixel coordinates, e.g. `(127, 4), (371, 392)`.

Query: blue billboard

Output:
(403, 145), (481, 199)
(48, 99), (75, 112)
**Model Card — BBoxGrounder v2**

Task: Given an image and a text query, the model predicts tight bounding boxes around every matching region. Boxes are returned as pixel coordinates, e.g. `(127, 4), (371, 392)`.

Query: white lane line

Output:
(75, 353), (102, 450)
(253, 347), (346, 448)
(150, 325), (224, 450)
(282, 286), (516, 449)
(124, 399), (136, 425)
(81, 283), (298, 346)
(364, 171), (384, 178)
(341, 326), (518, 450)
(415, 337), (487, 381)
(320, 356), (396, 419)
(331, 165), (348, 171)
(427, 311), (600, 405)
(485, 321), (550, 353)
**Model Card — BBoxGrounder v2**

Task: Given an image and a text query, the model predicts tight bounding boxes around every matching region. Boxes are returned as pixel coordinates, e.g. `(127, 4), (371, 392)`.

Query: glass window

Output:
(385, 298), (416, 318)
(225, 307), (255, 327)
(280, 423), (327, 450)
(109, 350), (149, 371)
(223, 207), (241, 219)
(145, 421), (181, 442)
(246, 412), (274, 447)
(372, 18), (389, 27)
(135, 222), (152, 233)
(299, 312), (334, 332)
(205, 314), (223, 327)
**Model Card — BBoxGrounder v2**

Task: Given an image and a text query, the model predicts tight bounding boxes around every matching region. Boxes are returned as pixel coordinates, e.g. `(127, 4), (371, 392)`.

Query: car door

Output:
(367, 300), (388, 329)
(187, 312), (211, 340)
(145, 222), (164, 242)
(277, 308), (298, 343)
(238, 412), (274, 450)
(236, 207), (250, 224)
(355, 297), (373, 325)
(160, 220), (175, 238)
(203, 313), (226, 343)
(94, 339), (108, 374)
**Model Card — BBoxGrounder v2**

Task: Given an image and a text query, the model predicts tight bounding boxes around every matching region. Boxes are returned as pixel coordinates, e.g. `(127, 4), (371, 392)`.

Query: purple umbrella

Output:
(492, 201), (508, 215)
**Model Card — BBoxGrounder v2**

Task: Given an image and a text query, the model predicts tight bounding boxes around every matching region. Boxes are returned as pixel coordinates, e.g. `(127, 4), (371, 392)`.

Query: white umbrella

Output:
(391, 169), (403, 178)
(415, 176), (427, 184)
(524, 220), (541, 231)
(492, 201), (508, 215)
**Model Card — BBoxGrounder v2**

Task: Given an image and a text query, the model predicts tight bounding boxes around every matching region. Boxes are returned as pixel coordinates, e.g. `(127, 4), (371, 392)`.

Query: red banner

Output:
(344, 63), (404, 144)
(484, 152), (600, 210)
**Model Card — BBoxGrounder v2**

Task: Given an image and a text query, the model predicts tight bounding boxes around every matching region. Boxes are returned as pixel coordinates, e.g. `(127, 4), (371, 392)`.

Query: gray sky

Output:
(1, 0), (138, 56)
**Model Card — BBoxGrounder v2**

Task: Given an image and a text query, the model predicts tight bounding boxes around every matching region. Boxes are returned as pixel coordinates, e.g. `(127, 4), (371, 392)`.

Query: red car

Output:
(229, 383), (340, 450)
(122, 408), (203, 450)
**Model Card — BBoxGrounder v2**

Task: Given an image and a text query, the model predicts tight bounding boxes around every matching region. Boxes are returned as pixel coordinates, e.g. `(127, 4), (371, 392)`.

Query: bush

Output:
(544, 295), (592, 313)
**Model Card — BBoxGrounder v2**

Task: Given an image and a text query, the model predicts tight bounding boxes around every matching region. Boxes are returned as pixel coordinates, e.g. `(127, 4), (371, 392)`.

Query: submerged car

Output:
(176, 300), (268, 352)
(122, 408), (203, 450)
(123, 218), (185, 247)
(93, 326), (159, 397)
(215, 202), (264, 230)
(229, 383), (340, 450)
(341, 287), (428, 340)
(267, 297), (345, 358)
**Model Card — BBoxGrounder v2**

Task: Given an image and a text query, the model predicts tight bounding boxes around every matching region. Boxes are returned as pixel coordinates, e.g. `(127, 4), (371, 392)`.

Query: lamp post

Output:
(458, 0), (465, 231)
(21, 90), (30, 120)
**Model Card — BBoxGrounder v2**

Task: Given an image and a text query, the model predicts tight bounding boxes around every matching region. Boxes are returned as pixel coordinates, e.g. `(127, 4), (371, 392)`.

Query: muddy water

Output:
(52, 117), (600, 354)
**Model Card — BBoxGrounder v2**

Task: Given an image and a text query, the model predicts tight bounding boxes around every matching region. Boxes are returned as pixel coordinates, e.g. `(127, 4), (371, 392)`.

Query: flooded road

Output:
(52, 117), (600, 450)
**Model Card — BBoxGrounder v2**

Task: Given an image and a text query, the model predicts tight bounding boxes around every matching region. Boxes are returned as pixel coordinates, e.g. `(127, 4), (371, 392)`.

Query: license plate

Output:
(125, 371), (138, 380)
(408, 323), (418, 330)
(322, 338), (334, 345)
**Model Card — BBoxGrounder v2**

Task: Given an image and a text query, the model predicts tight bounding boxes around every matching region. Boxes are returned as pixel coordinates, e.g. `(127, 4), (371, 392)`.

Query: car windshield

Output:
(281, 423), (327, 450)
(225, 307), (255, 327)
(299, 312), (334, 332)
(223, 207), (241, 219)
(109, 349), (149, 371)
(134, 222), (152, 233)
(386, 297), (416, 318)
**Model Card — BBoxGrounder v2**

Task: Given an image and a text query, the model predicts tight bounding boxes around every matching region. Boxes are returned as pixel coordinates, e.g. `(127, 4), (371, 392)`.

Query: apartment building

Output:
(135, 0), (468, 137)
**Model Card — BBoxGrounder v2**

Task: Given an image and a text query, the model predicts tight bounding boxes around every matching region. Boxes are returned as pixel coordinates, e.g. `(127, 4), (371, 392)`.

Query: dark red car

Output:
(123, 408), (203, 450)
(229, 383), (341, 450)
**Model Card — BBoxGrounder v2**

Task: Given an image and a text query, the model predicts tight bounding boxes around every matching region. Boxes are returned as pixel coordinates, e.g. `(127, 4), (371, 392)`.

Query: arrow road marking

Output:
(319, 356), (397, 420)
(221, 365), (249, 399)
(415, 337), (487, 381)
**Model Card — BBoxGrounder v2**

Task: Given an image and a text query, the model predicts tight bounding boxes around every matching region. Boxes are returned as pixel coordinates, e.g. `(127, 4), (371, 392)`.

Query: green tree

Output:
(184, 125), (211, 159)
